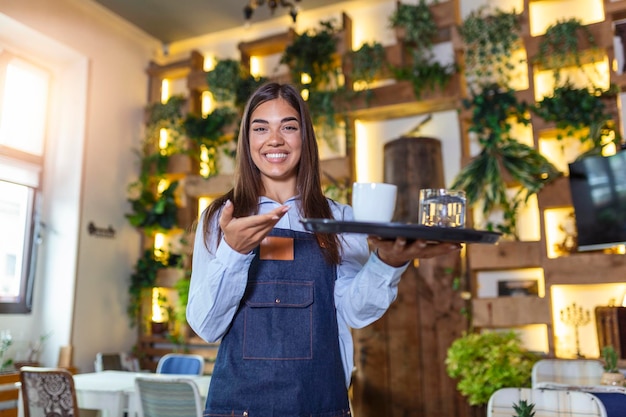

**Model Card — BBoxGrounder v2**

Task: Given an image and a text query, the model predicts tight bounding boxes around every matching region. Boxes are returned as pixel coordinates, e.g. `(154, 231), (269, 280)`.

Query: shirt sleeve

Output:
(186, 208), (254, 342)
(332, 202), (409, 329)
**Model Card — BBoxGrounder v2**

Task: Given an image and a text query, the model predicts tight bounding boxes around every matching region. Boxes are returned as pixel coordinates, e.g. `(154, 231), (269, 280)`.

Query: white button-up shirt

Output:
(187, 196), (408, 387)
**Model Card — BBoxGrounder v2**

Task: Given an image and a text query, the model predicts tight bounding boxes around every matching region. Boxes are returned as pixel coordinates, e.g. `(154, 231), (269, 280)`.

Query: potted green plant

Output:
(206, 58), (268, 111)
(533, 81), (620, 142)
(389, 0), (456, 98)
(600, 345), (625, 386)
(445, 330), (541, 406)
(459, 6), (523, 88)
(389, 0), (438, 50)
(126, 180), (179, 234)
(451, 84), (561, 237)
(513, 400), (536, 417)
(183, 106), (239, 177)
(391, 50), (455, 99)
(535, 18), (597, 83)
(280, 19), (346, 150)
(127, 249), (169, 327)
(344, 41), (386, 86)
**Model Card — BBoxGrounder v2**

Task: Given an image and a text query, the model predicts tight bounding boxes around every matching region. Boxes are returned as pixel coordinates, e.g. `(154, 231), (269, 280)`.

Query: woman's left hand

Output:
(368, 236), (462, 267)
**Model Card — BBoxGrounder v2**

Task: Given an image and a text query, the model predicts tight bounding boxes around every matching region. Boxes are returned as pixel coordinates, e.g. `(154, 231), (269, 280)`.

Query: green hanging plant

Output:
(452, 84), (561, 237)
(206, 59), (240, 103)
(459, 6), (523, 88)
(206, 59), (268, 111)
(126, 180), (180, 234)
(281, 19), (340, 90)
(536, 18), (597, 76)
(388, 1), (456, 98)
(128, 249), (168, 326)
(345, 41), (386, 85)
(533, 81), (619, 141)
(445, 330), (540, 406)
(389, 0), (439, 50)
(391, 50), (455, 99)
(280, 19), (346, 150)
(183, 107), (238, 149)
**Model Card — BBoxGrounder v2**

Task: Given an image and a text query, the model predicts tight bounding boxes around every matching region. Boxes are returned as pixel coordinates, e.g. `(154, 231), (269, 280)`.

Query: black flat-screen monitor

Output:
(568, 151), (626, 251)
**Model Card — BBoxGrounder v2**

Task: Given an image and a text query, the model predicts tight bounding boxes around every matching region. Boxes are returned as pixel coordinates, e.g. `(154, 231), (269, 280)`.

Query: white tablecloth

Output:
(19, 370), (211, 417)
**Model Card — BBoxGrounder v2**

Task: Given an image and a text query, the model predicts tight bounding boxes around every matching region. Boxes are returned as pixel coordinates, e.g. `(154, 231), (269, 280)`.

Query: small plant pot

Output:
(601, 372), (625, 386)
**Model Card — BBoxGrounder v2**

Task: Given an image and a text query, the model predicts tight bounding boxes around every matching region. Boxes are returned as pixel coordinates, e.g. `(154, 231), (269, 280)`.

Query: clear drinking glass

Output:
(418, 189), (466, 228)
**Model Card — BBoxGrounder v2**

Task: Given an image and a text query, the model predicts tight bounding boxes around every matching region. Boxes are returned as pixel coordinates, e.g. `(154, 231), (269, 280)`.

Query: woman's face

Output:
(249, 97), (302, 185)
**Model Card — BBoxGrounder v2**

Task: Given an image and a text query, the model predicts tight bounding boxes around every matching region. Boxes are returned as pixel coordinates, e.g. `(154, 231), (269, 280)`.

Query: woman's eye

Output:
(252, 125), (267, 132)
(284, 125), (299, 131)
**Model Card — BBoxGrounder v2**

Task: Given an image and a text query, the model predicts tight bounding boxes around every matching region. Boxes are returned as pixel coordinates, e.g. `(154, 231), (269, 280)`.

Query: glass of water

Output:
(418, 189), (466, 228)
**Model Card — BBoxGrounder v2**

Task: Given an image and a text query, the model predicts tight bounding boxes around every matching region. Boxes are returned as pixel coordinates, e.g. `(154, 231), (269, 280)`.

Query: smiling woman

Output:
(0, 53), (49, 313)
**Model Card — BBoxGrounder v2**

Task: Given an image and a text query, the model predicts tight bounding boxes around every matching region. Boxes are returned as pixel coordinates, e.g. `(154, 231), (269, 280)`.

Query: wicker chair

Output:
(19, 366), (80, 417)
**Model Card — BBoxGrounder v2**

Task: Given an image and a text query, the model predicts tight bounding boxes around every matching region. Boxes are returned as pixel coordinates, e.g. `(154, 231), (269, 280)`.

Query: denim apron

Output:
(204, 228), (351, 417)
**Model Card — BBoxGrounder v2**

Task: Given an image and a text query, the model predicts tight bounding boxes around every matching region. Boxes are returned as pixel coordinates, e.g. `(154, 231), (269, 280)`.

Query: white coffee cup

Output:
(352, 182), (397, 222)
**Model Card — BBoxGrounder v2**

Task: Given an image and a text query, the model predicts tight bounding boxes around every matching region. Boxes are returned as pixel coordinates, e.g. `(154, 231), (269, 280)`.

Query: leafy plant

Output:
(144, 95), (187, 155)
(126, 180), (179, 234)
(389, 0), (439, 50)
(445, 330), (540, 406)
(128, 249), (168, 326)
(0, 332), (12, 370)
(280, 19), (346, 149)
(602, 345), (620, 373)
(536, 18), (597, 83)
(513, 400), (536, 417)
(206, 58), (268, 111)
(281, 19), (340, 90)
(389, 0), (456, 97)
(345, 41), (386, 85)
(533, 82), (619, 141)
(459, 6), (523, 88)
(173, 277), (191, 328)
(206, 59), (240, 103)
(451, 84), (561, 237)
(392, 50), (455, 99)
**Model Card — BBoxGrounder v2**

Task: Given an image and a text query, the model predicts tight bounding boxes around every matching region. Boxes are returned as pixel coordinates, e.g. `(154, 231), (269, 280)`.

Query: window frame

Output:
(0, 50), (48, 314)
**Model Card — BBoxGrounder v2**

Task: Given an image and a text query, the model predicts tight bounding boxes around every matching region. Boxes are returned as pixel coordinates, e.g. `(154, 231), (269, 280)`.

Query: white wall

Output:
(0, 0), (159, 372)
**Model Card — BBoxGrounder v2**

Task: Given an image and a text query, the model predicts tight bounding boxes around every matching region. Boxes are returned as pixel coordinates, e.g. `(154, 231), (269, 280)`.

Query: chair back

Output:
(488, 387), (607, 417)
(532, 359), (605, 387)
(135, 377), (203, 417)
(19, 366), (80, 417)
(156, 353), (204, 375)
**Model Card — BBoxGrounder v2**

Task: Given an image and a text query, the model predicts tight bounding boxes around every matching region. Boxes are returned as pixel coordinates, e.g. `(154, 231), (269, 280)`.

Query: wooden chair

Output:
(155, 354), (204, 375)
(19, 366), (80, 417)
(0, 372), (20, 417)
(135, 377), (203, 417)
(488, 387), (607, 417)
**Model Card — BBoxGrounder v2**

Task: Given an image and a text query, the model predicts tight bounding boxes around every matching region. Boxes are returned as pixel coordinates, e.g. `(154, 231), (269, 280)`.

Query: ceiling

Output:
(92, 0), (355, 44)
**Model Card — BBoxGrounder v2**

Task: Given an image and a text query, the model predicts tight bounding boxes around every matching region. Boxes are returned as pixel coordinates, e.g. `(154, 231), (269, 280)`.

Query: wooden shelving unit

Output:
(464, 0), (626, 357)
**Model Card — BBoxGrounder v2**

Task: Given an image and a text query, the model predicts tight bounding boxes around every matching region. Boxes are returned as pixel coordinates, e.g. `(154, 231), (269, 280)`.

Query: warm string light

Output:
(243, 0), (302, 24)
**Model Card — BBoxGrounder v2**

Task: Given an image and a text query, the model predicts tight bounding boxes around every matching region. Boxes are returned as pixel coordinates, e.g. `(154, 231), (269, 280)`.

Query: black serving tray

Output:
(300, 219), (501, 244)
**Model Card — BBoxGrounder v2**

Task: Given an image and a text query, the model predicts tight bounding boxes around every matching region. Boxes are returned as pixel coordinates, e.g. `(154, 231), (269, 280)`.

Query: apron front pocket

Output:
(243, 281), (314, 359)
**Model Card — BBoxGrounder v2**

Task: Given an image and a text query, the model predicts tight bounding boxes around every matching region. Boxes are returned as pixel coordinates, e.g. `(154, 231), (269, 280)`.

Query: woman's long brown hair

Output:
(201, 82), (340, 264)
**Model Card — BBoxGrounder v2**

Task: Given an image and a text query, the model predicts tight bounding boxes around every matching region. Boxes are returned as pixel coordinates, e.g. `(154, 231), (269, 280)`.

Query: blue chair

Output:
(156, 353), (204, 375)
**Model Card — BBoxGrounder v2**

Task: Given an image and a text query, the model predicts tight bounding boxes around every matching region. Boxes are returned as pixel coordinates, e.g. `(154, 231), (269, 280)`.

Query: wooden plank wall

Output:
(350, 137), (476, 417)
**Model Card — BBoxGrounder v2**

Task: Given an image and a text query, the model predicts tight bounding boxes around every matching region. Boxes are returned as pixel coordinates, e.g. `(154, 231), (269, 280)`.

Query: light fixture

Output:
(244, 0), (302, 24)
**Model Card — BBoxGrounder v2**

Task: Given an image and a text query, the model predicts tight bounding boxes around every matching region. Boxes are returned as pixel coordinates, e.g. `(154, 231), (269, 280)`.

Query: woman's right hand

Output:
(218, 200), (290, 254)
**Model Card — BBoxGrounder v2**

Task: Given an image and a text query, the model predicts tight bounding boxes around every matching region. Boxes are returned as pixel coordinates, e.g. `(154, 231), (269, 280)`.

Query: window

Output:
(0, 51), (49, 313)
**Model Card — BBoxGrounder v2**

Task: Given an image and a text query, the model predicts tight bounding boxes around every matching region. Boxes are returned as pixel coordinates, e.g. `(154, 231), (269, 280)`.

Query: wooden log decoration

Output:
(351, 136), (472, 417)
